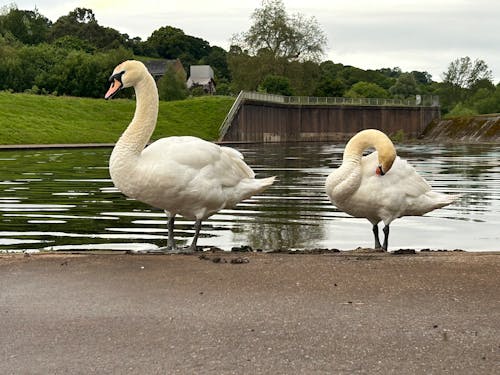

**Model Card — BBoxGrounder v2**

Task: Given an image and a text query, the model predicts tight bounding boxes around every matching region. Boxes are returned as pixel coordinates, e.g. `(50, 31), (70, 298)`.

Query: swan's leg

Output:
(157, 214), (178, 253)
(382, 225), (390, 251)
(372, 224), (382, 249)
(167, 214), (176, 250)
(187, 219), (203, 253)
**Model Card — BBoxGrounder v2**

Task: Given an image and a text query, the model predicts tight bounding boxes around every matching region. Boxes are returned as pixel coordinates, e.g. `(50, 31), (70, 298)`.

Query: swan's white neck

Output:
(343, 129), (396, 171)
(109, 70), (158, 195)
(114, 75), (159, 157)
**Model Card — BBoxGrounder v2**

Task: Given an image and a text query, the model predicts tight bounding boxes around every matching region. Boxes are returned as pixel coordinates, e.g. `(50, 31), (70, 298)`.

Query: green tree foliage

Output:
(410, 70), (433, 85)
(313, 78), (346, 97)
(440, 56), (495, 113)
(260, 74), (293, 95)
(313, 61), (346, 97)
(145, 26), (210, 67)
(376, 67), (402, 79)
(0, 5), (51, 44)
(345, 82), (389, 98)
(389, 72), (418, 98)
(49, 8), (130, 50)
(3, 2), (500, 117)
(0, 35), (132, 97)
(443, 56), (492, 90)
(228, 47), (279, 92)
(233, 0), (327, 62)
(158, 64), (188, 101)
(229, 1), (327, 96)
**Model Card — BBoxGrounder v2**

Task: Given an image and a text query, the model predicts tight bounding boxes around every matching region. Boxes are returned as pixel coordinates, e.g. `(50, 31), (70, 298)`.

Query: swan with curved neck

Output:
(105, 60), (275, 253)
(325, 129), (458, 251)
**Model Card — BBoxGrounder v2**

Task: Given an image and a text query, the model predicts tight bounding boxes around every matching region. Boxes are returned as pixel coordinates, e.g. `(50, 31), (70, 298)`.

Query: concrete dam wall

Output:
(219, 92), (441, 143)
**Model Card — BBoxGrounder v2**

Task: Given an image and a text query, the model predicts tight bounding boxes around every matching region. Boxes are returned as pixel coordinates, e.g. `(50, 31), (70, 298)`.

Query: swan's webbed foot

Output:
(157, 218), (202, 254)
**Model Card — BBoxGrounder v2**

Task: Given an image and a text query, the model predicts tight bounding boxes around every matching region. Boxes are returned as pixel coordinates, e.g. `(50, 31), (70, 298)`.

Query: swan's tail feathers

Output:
(258, 176), (277, 189)
(411, 191), (460, 215)
(431, 192), (460, 208)
(247, 176), (276, 196)
(226, 176), (276, 208)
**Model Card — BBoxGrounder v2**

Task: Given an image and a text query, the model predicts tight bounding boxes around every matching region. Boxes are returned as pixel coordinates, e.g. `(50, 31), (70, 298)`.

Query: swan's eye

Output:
(376, 165), (385, 176)
(108, 70), (125, 83)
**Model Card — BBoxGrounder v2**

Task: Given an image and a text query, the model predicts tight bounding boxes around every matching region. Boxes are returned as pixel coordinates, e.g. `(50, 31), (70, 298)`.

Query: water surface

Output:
(0, 143), (498, 252)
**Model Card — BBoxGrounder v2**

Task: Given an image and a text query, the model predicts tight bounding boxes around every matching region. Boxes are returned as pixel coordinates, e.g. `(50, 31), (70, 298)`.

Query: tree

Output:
(284, 60), (320, 96)
(313, 78), (346, 97)
(0, 6), (51, 44)
(228, 1), (327, 96)
(260, 74), (293, 95)
(472, 85), (500, 114)
(228, 47), (280, 92)
(344, 82), (389, 98)
(145, 26), (211, 70)
(440, 57), (494, 113)
(339, 66), (394, 89)
(376, 67), (402, 79)
(443, 56), (493, 89)
(411, 70), (433, 85)
(50, 8), (129, 50)
(389, 73), (418, 98)
(233, 0), (327, 62)
(158, 63), (188, 101)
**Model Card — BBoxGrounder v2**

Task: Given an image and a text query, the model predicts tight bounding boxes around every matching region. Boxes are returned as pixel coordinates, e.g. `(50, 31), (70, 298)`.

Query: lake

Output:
(0, 143), (498, 252)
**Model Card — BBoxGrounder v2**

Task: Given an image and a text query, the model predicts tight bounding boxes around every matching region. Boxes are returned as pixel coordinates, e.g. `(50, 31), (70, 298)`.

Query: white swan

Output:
(325, 129), (458, 251)
(105, 60), (275, 253)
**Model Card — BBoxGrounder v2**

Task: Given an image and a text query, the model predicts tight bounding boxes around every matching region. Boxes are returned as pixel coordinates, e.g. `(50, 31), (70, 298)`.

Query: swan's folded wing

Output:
(143, 137), (255, 187)
(387, 157), (431, 197)
(215, 146), (256, 187)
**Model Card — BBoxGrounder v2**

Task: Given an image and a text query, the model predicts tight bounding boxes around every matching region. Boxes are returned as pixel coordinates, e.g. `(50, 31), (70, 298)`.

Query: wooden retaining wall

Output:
(221, 100), (441, 142)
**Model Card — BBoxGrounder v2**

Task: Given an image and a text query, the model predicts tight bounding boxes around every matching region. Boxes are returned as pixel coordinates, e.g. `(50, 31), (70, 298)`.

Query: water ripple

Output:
(0, 144), (499, 252)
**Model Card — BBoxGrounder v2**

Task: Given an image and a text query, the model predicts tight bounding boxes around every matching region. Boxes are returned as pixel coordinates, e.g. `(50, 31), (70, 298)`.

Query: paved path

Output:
(1, 251), (499, 374)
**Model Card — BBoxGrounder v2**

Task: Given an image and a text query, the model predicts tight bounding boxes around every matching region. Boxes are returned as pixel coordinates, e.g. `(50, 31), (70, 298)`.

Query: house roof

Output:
(187, 65), (215, 88)
(144, 59), (184, 77)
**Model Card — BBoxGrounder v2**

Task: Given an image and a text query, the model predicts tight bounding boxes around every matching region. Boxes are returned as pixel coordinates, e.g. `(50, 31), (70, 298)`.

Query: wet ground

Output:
(1, 250), (499, 374)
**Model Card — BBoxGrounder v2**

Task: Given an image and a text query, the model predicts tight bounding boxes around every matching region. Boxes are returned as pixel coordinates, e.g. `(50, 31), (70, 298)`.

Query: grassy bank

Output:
(0, 92), (234, 145)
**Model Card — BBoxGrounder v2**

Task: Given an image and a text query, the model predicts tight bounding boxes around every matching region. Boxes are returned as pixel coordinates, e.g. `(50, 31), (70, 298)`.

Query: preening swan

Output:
(105, 60), (275, 253)
(325, 129), (458, 251)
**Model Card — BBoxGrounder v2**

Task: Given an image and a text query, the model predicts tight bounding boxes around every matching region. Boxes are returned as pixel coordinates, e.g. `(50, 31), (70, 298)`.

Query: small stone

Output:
(393, 249), (416, 255)
(230, 257), (250, 264)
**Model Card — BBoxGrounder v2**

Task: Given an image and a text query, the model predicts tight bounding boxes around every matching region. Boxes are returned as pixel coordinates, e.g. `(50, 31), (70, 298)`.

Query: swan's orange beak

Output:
(105, 78), (122, 100)
(376, 165), (385, 176)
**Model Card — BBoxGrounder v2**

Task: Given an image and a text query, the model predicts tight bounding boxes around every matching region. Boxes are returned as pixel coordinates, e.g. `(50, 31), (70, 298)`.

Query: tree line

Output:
(1, 1), (499, 115)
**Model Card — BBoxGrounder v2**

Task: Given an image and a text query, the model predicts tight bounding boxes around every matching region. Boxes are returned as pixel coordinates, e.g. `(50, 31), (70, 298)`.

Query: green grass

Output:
(0, 92), (234, 145)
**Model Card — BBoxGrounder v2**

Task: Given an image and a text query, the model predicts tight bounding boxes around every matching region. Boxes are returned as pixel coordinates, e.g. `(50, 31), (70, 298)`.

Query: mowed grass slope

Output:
(0, 92), (235, 145)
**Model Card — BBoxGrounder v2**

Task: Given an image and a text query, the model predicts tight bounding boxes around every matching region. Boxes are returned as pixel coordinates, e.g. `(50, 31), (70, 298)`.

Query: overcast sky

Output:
(11, 0), (500, 82)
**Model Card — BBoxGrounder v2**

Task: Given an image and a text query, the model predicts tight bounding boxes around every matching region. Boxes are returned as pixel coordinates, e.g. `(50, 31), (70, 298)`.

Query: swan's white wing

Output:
(383, 157), (431, 197)
(136, 136), (267, 219)
(356, 152), (451, 222)
(143, 137), (253, 183)
(218, 146), (255, 182)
